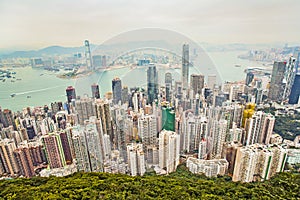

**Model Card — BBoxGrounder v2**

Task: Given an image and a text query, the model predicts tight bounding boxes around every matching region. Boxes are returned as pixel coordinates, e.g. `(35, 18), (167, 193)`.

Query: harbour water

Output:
(0, 51), (266, 111)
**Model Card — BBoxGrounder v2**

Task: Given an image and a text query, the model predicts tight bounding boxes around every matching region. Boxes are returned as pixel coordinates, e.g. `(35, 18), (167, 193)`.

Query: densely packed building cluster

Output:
(0, 44), (299, 182)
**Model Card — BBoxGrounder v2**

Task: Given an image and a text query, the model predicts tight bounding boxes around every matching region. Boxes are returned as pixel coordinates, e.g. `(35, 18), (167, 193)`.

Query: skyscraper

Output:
(245, 72), (254, 86)
(268, 58), (296, 103)
(95, 100), (112, 137)
(0, 108), (15, 128)
(84, 118), (104, 172)
(282, 57), (296, 101)
(147, 64), (158, 104)
(190, 74), (204, 97)
(159, 130), (180, 174)
(112, 77), (122, 104)
(161, 105), (175, 132)
(289, 74), (300, 104)
(92, 55), (102, 69)
(182, 44), (189, 88)
(210, 119), (227, 159)
(208, 74), (217, 89)
(121, 86), (129, 104)
(91, 84), (100, 99)
(84, 40), (93, 70)
(14, 147), (35, 178)
(244, 111), (275, 146)
(41, 133), (66, 169)
(0, 138), (20, 176)
(66, 86), (76, 103)
(138, 115), (157, 146)
(75, 98), (96, 125)
(58, 130), (73, 165)
(165, 72), (172, 102)
(233, 144), (287, 182)
(127, 143), (145, 176)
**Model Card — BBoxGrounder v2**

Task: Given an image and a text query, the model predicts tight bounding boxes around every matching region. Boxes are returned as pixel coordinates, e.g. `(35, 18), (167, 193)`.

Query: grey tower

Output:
(91, 84), (100, 99)
(85, 40), (93, 71)
(190, 74), (204, 97)
(147, 64), (158, 104)
(165, 72), (172, 102)
(182, 44), (189, 88)
(268, 58), (296, 103)
(112, 77), (122, 104)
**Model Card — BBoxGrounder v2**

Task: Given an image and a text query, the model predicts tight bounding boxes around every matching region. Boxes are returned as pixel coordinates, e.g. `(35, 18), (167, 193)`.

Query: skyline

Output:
(1, 0), (300, 50)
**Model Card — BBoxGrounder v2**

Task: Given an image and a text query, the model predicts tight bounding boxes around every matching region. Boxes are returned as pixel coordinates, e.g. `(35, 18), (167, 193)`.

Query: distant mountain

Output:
(0, 41), (288, 59)
(0, 45), (96, 58)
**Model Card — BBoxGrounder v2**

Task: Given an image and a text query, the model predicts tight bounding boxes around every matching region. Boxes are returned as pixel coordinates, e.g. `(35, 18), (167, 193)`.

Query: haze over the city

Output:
(1, 0), (300, 50)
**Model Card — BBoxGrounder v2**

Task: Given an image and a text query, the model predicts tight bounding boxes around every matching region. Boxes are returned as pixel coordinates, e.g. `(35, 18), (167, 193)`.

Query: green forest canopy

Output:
(0, 165), (299, 200)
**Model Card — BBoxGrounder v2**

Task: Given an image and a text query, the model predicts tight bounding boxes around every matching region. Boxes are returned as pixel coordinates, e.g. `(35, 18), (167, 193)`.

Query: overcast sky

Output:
(1, 0), (300, 50)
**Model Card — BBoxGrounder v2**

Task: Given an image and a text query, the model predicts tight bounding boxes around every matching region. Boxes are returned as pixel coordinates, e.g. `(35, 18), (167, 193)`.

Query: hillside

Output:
(0, 165), (299, 199)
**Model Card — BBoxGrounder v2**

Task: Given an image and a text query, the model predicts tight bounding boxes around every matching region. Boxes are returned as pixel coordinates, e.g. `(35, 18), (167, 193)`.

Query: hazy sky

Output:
(1, 0), (300, 50)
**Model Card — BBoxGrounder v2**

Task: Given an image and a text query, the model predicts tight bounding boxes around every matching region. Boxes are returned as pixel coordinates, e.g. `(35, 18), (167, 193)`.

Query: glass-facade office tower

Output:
(182, 44), (189, 88)
(112, 77), (122, 104)
(147, 64), (158, 104)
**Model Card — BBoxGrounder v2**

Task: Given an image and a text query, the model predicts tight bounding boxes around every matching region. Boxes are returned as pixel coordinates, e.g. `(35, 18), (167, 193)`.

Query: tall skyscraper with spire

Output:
(84, 40), (93, 71)
(182, 44), (189, 88)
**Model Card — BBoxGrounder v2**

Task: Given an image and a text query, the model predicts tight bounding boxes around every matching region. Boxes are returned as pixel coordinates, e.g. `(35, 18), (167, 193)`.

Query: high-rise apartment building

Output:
(158, 130), (180, 174)
(244, 111), (275, 146)
(138, 115), (157, 146)
(187, 157), (228, 177)
(127, 143), (145, 176)
(210, 119), (227, 159)
(0, 138), (20, 176)
(41, 133), (66, 169)
(75, 98), (96, 125)
(14, 147), (35, 177)
(0, 108), (15, 128)
(95, 100), (112, 137)
(233, 144), (287, 182)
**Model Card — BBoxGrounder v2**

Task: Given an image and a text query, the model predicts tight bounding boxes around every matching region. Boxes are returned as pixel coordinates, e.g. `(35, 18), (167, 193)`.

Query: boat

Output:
(10, 94), (16, 97)
(235, 64), (241, 67)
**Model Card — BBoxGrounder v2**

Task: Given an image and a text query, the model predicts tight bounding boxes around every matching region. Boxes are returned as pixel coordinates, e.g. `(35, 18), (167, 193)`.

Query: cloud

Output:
(0, 0), (300, 49)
